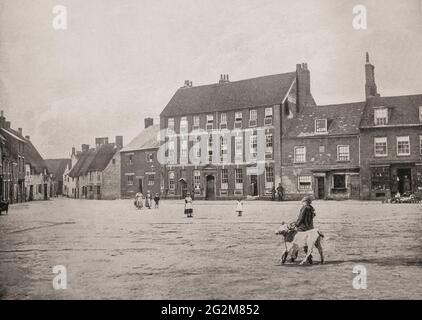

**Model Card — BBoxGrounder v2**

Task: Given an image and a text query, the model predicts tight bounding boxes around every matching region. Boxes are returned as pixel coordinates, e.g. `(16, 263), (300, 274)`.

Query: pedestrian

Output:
(154, 193), (160, 208)
(184, 192), (193, 218)
(135, 192), (143, 210)
(145, 191), (151, 209)
(235, 199), (243, 217)
(277, 183), (284, 201)
(271, 186), (276, 201)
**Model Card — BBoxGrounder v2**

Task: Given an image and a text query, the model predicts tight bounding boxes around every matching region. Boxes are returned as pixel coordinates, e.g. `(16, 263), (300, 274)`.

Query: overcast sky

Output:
(1, 0), (421, 158)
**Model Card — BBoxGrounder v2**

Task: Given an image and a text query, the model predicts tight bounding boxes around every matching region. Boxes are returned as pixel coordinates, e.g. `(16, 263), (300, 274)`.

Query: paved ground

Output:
(0, 198), (421, 300)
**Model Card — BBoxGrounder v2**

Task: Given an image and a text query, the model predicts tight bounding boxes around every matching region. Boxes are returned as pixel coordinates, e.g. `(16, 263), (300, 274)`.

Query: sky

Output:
(0, 0), (422, 158)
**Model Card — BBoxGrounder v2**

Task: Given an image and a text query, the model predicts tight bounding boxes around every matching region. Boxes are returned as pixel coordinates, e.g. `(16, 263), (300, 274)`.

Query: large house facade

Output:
(160, 65), (315, 199)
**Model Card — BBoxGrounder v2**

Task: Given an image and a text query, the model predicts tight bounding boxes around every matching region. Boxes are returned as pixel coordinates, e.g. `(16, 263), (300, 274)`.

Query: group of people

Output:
(134, 191), (160, 210)
(271, 183), (284, 201)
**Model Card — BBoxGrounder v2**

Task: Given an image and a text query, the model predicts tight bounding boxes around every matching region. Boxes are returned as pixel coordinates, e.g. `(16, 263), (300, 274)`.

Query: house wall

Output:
(102, 153), (121, 200)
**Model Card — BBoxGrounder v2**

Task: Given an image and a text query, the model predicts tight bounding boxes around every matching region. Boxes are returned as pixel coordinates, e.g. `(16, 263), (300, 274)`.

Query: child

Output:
(154, 193), (160, 208)
(235, 199), (243, 217)
(184, 192), (193, 218)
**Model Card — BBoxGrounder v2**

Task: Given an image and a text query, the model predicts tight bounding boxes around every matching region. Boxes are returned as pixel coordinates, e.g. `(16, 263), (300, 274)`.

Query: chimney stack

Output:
(18, 128), (23, 135)
(25, 135), (30, 140)
(5, 121), (11, 129)
(71, 147), (76, 156)
(365, 52), (379, 99)
(182, 80), (193, 88)
(219, 74), (230, 84)
(115, 136), (123, 150)
(95, 137), (109, 148)
(296, 63), (311, 113)
(81, 144), (89, 152)
(0, 111), (5, 128)
(144, 117), (154, 129)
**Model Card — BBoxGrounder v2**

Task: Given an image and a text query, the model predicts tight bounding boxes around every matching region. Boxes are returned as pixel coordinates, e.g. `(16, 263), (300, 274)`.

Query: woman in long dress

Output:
(184, 192), (193, 218)
(135, 192), (143, 210)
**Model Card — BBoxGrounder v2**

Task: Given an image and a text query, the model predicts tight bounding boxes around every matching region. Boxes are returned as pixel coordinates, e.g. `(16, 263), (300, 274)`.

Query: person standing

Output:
(235, 199), (243, 217)
(145, 191), (151, 209)
(154, 193), (160, 208)
(135, 192), (143, 210)
(184, 192), (193, 218)
(277, 183), (284, 201)
(271, 186), (276, 201)
(293, 196), (316, 264)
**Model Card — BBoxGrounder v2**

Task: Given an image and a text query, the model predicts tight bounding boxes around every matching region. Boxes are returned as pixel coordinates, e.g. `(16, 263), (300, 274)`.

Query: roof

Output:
(360, 94), (422, 128)
(45, 159), (71, 181)
(120, 125), (160, 152)
(68, 144), (118, 177)
(1, 127), (26, 143)
(161, 72), (297, 117)
(25, 139), (49, 174)
(286, 101), (366, 137)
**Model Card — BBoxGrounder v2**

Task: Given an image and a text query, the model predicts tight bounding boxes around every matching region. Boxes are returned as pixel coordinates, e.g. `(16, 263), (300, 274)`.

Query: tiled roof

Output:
(286, 102), (365, 137)
(360, 94), (422, 128)
(25, 138), (49, 175)
(161, 72), (297, 117)
(45, 159), (71, 181)
(120, 125), (160, 153)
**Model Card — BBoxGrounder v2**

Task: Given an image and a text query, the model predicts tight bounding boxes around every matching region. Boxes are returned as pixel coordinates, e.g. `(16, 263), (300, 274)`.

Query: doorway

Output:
(206, 175), (215, 200)
(138, 178), (143, 194)
(250, 175), (258, 196)
(316, 177), (325, 199)
(397, 168), (412, 194)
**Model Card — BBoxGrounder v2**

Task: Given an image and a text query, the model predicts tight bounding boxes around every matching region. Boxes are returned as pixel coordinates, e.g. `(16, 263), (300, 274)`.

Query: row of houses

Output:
(0, 112), (59, 203)
(62, 53), (422, 201)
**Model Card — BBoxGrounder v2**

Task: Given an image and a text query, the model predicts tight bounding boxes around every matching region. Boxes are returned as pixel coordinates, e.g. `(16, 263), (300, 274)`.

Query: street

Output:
(0, 198), (421, 299)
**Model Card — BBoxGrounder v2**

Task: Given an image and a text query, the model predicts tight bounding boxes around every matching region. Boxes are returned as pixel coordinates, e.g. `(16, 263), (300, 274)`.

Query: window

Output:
(194, 170), (201, 188)
(397, 136), (410, 156)
(419, 106), (422, 123)
(374, 137), (387, 157)
(180, 116), (188, 134)
(265, 167), (274, 188)
(249, 109), (257, 127)
(146, 153), (154, 162)
(97, 172), (101, 181)
(333, 175), (346, 189)
(235, 168), (243, 189)
(234, 111), (243, 128)
(315, 119), (328, 133)
(128, 154), (133, 165)
(180, 139), (188, 163)
(207, 135), (213, 162)
(235, 135), (243, 162)
(168, 141), (175, 163)
(319, 145), (325, 153)
(206, 114), (214, 130)
(374, 108), (388, 125)
(371, 167), (390, 191)
(148, 174), (155, 186)
(220, 136), (228, 163)
(298, 176), (312, 190)
(193, 115), (200, 130)
(265, 134), (273, 159)
(192, 136), (201, 159)
(167, 118), (175, 131)
(337, 145), (350, 161)
(112, 158), (116, 164)
(221, 169), (228, 189)
(127, 174), (134, 186)
(249, 134), (258, 159)
(420, 136), (422, 155)
(265, 107), (273, 125)
(220, 113), (227, 129)
(169, 172), (175, 190)
(294, 146), (306, 163)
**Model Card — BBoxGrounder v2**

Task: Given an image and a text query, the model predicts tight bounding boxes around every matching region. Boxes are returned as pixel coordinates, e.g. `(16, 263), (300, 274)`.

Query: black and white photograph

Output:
(0, 0), (421, 306)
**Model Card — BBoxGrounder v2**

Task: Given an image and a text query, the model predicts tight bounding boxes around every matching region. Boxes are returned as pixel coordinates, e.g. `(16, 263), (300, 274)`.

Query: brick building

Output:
(120, 119), (161, 198)
(282, 102), (364, 200)
(359, 55), (422, 199)
(0, 111), (26, 203)
(160, 64), (315, 199)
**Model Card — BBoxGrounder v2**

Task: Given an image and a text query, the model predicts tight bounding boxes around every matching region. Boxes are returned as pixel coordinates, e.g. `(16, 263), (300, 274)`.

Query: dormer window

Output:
(264, 107), (273, 125)
(234, 111), (243, 129)
(249, 109), (257, 127)
(315, 119), (327, 133)
(220, 113), (227, 129)
(374, 108), (388, 126)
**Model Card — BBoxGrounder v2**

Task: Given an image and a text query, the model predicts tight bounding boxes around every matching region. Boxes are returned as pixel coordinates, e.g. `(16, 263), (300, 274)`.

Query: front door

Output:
(250, 175), (258, 196)
(138, 178), (143, 193)
(316, 177), (325, 199)
(397, 168), (412, 194)
(350, 175), (360, 200)
(206, 175), (215, 200)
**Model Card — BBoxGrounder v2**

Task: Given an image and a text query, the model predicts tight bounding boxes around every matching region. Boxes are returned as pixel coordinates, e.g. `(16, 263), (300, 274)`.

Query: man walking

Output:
(277, 183), (284, 201)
